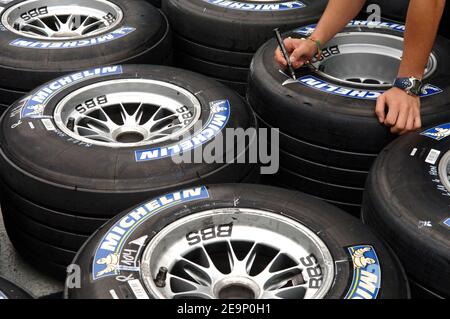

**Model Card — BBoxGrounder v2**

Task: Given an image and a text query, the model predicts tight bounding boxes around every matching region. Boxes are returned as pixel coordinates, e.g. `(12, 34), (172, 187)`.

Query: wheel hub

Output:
(140, 209), (335, 299)
(53, 79), (202, 148)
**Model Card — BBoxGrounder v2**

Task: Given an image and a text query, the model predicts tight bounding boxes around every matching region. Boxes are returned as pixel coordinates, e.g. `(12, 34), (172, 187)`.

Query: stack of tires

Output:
(66, 184), (410, 299)
(363, 123), (450, 298)
(162, 0), (327, 96)
(0, 65), (258, 278)
(0, 0), (171, 112)
(248, 21), (450, 215)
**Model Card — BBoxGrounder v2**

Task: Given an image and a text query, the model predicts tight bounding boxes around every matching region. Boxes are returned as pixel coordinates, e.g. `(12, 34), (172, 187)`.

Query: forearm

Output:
(311, 0), (366, 44)
(398, 0), (445, 79)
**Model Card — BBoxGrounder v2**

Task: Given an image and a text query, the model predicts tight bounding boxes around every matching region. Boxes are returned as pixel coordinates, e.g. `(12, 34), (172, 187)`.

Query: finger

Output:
(384, 105), (399, 127)
(391, 105), (408, 134)
(375, 94), (386, 123)
(400, 109), (415, 135)
(414, 111), (422, 130)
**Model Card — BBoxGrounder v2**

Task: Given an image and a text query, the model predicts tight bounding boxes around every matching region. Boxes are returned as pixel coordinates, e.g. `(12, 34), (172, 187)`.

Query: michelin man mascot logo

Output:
(24, 104), (46, 118)
(210, 101), (227, 114)
(351, 247), (376, 269)
(345, 245), (381, 299)
(96, 253), (120, 277)
(424, 127), (450, 140)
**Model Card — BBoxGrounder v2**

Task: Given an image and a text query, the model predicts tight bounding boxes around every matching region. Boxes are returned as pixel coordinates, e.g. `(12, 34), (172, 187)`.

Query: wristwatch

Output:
(393, 77), (423, 96)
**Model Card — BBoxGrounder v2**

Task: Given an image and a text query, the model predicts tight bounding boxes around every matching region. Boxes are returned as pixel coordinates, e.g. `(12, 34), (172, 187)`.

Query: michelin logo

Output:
(21, 66), (123, 119)
(421, 123), (450, 141)
(345, 245), (381, 299)
(92, 186), (210, 280)
(135, 100), (230, 162)
(294, 20), (405, 36)
(443, 218), (450, 229)
(205, 0), (305, 11)
(295, 76), (442, 100)
(10, 26), (135, 49)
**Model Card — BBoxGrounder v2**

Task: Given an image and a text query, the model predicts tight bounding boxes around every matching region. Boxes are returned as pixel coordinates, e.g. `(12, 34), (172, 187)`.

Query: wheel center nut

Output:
(214, 277), (261, 299)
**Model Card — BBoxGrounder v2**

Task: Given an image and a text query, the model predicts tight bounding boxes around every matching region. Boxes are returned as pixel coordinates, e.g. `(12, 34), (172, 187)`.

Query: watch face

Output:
(395, 77), (422, 96)
(409, 78), (423, 95)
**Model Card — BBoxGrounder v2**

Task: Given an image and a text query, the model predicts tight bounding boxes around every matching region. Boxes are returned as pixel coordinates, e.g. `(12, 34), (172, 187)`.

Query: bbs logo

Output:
(20, 6), (48, 21)
(186, 223), (233, 246)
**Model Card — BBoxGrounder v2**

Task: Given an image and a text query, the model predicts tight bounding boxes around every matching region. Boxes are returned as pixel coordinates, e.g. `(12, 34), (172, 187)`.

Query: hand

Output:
(274, 38), (318, 69)
(375, 87), (422, 135)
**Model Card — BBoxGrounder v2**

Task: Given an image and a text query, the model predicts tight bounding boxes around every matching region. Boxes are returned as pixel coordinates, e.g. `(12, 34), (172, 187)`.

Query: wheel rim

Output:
(438, 151), (450, 193)
(141, 209), (335, 299)
(310, 32), (437, 89)
(1, 0), (123, 40)
(53, 79), (202, 148)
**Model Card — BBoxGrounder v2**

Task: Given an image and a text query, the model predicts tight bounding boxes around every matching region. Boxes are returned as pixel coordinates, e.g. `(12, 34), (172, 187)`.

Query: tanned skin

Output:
(275, 0), (446, 135)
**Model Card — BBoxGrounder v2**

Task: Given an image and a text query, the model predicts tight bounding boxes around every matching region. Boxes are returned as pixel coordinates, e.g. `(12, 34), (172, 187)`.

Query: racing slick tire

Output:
(248, 21), (450, 211)
(66, 184), (410, 299)
(362, 123), (450, 298)
(0, 0), (171, 92)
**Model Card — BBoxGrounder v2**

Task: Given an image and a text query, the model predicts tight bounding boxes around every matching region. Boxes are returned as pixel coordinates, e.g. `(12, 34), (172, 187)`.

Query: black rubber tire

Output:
(276, 168), (364, 205)
(66, 184), (409, 299)
(146, 0), (161, 8)
(248, 22), (450, 154)
(215, 78), (247, 97)
(0, 86), (26, 106)
(0, 277), (33, 299)
(0, 65), (257, 218)
(262, 178), (363, 217)
(2, 199), (90, 251)
(255, 112), (378, 171)
(3, 212), (76, 266)
(362, 127), (450, 297)
(409, 279), (445, 299)
(5, 236), (68, 280)
(0, 0), (171, 91)
(280, 149), (369, 188)
(0, 181), (108, 234)
(163, 0), (327, 52)
(0, 104), (9, 115)
(174, 33), (254, 67)
(176, 51), (249, 83)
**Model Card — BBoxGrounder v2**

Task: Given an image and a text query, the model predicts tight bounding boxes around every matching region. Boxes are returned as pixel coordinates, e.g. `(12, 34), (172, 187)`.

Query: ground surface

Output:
(0, 210), (63, 298)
